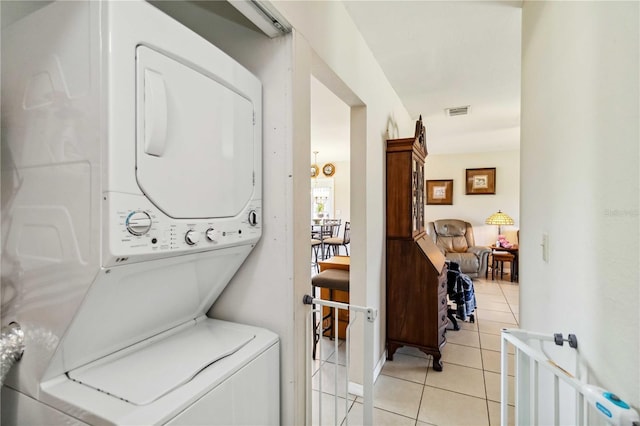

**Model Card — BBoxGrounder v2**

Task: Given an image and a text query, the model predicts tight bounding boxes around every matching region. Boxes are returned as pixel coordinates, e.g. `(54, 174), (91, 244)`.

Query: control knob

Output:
(126, 211), (152, 236)
(205, 228), (219, 243)
(248, 210), (258, 226)
(185, 230), (199, 245)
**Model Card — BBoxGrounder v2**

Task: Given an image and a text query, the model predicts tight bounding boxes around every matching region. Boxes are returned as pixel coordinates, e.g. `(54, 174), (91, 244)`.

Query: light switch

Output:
(542, 233), (549, 262)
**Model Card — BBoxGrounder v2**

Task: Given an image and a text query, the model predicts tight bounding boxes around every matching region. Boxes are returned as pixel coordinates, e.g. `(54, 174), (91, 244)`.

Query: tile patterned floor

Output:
(312, 277), (519, 426)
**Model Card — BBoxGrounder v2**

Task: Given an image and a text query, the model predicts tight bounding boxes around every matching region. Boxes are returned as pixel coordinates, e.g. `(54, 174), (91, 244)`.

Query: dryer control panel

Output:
(103, 192), (261, 266)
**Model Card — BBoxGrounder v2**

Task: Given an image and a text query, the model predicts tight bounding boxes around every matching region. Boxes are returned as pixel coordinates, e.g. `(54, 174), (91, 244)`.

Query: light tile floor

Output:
(311, 277), (519, 426)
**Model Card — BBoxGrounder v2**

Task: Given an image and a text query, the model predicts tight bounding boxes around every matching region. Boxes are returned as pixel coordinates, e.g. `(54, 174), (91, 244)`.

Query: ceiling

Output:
(311, 0), (522, 162)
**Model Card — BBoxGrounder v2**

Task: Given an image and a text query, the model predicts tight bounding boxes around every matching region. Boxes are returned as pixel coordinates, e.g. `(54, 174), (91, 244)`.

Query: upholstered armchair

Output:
(426, 219), (490, 278)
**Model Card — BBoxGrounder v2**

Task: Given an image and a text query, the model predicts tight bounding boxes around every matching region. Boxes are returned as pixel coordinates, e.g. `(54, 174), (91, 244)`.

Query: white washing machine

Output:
(0, 1), (279, 424)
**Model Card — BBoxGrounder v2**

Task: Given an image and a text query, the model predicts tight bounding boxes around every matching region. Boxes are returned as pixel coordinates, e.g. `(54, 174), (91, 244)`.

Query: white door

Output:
(135, 45), (255, 219)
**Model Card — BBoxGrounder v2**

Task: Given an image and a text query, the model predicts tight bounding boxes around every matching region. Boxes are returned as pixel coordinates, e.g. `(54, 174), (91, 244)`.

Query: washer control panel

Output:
(104, 192), (261, 265)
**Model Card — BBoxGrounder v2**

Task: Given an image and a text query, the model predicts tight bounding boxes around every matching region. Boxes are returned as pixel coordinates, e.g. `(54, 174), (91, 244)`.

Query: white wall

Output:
(0, 1), (53, 28)
(333, 160), (351, 224)
(521, 0), (639, 416)
(425, 150), (520, 246)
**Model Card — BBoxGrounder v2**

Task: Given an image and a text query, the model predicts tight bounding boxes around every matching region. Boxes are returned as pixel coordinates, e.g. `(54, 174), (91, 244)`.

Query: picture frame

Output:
(426, 179), (453, 205)
(465, 167), (496, 195)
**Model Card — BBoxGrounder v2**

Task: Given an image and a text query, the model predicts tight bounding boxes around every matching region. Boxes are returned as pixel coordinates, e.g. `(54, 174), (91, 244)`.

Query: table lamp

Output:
(485, 210), (514, 235)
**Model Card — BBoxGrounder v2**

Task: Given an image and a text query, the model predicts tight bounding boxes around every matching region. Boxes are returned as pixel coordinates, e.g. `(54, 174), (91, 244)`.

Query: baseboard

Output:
(348, 349), (386, 398)
(348, 381), (363, 397)
(374, 349), (386, 381)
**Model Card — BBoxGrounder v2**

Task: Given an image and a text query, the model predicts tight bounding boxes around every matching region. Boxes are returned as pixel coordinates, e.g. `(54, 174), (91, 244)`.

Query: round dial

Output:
(248, 210), (258, 226)
(126, 211), (152, 236)
(185, 230), (199, 245)
(205, 228), (219, 242)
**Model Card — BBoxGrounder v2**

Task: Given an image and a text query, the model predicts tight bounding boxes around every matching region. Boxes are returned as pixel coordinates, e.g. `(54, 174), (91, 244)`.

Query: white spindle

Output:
(304, 295), (377, 426)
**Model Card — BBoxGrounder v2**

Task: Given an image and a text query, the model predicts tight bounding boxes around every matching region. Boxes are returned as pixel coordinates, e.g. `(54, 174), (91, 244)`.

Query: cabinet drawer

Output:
(439, 301), (449, 318)
(439, 295), (448, 311)
(439, 312), (449, 328)
(438, 323), (448, 345)
(438, 275), (447, 296)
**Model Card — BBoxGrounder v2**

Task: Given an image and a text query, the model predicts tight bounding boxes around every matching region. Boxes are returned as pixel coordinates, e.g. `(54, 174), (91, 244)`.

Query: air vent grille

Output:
(445, 105), (470, 117)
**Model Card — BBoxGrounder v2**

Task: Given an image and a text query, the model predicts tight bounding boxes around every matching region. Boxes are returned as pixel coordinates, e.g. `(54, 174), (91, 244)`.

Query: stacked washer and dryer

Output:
(1, 1), (279, 424)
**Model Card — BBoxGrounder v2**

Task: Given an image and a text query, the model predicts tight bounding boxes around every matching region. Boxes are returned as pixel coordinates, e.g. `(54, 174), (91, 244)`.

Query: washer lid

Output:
(67, 320), (255, 405)
(135, 46), (256, 219)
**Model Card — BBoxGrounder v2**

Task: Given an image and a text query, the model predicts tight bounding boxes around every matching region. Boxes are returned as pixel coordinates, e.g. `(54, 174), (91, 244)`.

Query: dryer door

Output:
(135, 46), (255, 219)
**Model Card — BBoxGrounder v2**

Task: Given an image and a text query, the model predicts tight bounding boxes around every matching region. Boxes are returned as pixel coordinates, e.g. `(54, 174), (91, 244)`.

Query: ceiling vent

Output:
(445, 105), (470, 117)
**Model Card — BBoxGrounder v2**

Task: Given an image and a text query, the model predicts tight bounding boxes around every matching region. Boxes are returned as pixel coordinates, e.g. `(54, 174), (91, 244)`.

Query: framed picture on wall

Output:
(465, 168), (496, 195)
(426, 179), (453, 205)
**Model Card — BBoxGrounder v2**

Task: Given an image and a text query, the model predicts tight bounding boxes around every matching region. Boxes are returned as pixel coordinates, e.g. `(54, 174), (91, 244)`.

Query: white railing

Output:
(303, 295), (377, 426)
(501, 329), (639, 426)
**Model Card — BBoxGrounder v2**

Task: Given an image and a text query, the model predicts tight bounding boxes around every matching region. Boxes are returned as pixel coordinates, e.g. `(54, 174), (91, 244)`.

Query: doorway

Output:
(310, 76), (350, 262)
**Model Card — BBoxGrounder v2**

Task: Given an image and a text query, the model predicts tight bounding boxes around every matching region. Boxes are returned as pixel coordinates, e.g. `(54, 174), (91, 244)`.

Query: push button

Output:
(604, 392), (630, 409)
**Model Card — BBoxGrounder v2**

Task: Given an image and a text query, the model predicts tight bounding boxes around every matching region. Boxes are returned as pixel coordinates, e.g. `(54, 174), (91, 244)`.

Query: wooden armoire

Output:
(385, 117), (448, 371)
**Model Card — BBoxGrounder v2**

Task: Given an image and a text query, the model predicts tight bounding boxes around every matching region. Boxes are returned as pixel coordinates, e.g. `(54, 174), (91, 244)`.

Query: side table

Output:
(489, 245), (519, 282)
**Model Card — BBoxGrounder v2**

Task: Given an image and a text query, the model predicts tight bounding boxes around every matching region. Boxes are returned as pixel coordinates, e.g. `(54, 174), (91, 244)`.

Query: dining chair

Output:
(311, 238), (322, 272)
(324, 221), (350, 256)
(319, 219), (341, 259)
(322, 219), (341, 237)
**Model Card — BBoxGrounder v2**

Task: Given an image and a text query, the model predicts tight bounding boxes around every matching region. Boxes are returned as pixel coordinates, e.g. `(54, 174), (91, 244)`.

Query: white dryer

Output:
(0, 1), (278, 424)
